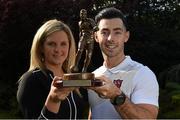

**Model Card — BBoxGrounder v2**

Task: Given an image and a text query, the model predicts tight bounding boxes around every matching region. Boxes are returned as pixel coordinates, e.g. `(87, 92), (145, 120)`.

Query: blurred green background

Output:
(0, 0), (180, 118)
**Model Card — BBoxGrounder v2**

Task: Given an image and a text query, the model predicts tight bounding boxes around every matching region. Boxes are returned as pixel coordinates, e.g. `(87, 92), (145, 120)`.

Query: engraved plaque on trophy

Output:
(54, 9), (102, 87)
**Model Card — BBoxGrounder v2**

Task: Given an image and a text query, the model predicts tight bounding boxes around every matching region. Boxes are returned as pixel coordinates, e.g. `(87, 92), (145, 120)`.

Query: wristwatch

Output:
(110, 92), (126, 106)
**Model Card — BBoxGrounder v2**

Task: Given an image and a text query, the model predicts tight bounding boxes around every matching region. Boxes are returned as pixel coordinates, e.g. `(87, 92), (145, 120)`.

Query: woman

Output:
(17, 19), (89, 119)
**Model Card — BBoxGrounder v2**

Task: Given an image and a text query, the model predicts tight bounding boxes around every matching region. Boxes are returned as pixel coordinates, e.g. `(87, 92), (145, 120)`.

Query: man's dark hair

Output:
(95, 7), (128, 30)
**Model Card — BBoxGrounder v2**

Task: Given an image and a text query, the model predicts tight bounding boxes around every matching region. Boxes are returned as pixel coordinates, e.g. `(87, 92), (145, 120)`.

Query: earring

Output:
(41, 57), (45, 62)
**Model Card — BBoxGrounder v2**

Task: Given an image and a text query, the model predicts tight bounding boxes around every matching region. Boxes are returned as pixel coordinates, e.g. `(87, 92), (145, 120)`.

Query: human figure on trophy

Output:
(70, 9), (98, 73)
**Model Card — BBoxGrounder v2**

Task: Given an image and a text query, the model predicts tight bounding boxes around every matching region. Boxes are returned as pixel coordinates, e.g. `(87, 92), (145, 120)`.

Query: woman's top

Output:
(17, 68), (89, 119)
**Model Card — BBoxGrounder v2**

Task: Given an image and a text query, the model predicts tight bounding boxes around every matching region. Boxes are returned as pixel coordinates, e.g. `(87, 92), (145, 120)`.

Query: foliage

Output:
(0, 0), (180, 118)
(158, 85), (180, 118)
(158, 64), (180, 118)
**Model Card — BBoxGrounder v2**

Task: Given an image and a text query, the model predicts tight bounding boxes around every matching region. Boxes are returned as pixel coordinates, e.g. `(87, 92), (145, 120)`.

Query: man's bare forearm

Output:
(114, 97), (158, 119)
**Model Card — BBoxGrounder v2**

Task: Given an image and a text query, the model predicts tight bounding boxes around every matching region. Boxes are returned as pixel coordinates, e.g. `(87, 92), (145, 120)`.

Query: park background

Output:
(0, 0), (180, 118)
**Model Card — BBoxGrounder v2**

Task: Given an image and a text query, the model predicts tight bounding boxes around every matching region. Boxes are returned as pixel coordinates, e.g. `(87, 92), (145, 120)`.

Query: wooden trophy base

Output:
(54, 73), (103, 87)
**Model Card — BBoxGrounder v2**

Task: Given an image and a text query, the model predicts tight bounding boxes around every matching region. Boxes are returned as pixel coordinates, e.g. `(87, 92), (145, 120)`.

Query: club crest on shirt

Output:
(113, 79), (123, 88)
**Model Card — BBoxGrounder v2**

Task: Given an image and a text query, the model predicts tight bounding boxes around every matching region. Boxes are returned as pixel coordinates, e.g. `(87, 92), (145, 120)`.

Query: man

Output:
(88, 7), (159, 119)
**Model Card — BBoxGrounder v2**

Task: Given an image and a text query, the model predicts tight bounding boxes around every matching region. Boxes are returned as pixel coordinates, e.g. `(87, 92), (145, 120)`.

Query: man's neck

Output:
(104, 54), (126, 69)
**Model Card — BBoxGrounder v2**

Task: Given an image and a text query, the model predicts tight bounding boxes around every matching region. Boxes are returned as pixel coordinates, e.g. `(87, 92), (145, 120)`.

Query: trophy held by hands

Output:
(56, 9), (102, 87)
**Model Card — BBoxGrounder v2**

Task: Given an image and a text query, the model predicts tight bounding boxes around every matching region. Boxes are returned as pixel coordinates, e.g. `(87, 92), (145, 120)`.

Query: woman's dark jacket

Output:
(17, 68), (89, 119)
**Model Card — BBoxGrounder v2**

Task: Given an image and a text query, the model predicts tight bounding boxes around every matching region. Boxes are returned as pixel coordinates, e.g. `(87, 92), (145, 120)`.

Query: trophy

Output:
(54, 9), (102, 87)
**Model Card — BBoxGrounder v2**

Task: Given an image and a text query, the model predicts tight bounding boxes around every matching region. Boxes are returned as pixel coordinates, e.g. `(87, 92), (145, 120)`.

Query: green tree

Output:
(0, 0), (180, 118)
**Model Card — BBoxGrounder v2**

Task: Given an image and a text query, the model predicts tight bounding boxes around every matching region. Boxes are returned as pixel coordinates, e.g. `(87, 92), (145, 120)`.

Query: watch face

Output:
(115, 95), (125, 105)
(114, 92), (126, 105)
(111, 92), (126, 105)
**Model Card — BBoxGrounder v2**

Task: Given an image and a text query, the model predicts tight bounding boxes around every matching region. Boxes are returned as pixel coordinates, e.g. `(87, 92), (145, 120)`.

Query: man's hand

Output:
(89, 75), (121, 99)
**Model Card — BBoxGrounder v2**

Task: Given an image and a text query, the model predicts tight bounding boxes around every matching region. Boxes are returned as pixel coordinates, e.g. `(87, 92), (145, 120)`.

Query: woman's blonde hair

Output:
(29, 19), (76, 73)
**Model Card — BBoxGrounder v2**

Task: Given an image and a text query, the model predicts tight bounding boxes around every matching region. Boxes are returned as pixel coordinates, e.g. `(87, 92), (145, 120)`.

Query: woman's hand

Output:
(48, 76), (75, 103)
(45, 76), (75, 113)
